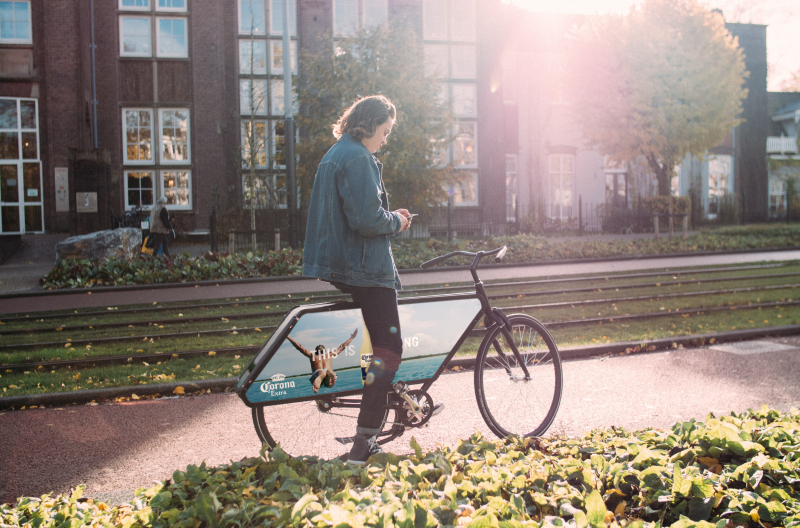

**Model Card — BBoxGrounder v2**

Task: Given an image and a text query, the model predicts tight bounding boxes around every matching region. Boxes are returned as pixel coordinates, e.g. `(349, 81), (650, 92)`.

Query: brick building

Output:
(0, 0), (507, 238)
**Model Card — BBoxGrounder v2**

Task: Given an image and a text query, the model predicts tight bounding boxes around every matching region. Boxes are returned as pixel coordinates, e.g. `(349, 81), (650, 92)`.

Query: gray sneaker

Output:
(348, 433), (383, 466)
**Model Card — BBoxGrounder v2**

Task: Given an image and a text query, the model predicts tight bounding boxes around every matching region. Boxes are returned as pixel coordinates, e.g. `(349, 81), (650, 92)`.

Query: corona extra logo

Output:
(270, 373), (286, 382)
(260, 379), (295, 393)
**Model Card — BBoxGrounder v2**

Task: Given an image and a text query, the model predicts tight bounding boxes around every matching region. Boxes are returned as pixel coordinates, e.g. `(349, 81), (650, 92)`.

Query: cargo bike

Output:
(236, 246), (563, 460)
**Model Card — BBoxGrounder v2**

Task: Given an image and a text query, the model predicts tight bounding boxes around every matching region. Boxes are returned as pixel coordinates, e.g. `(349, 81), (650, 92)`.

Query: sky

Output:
(505, 0), (800, 92)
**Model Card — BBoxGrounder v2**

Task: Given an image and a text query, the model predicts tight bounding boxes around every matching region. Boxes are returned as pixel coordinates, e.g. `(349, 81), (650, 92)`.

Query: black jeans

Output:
(348, 285), (402, 435)
(151, 233), (170, 257)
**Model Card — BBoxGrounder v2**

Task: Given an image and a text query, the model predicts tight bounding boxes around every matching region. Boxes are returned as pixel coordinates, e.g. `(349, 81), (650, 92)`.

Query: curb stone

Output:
(2, 324), (798, 410)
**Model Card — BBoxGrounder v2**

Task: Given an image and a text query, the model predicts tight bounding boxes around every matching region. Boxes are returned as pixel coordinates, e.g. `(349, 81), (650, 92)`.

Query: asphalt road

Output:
(2, 334), (799, 506)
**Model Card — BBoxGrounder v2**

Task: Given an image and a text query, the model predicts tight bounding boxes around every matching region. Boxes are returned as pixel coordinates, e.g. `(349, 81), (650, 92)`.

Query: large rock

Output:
(55, 228), (142, 265)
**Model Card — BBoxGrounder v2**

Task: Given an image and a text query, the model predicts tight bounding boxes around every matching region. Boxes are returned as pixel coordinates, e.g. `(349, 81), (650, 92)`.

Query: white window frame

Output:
(452, 121), (477, 168)
(119, 16), (152, 57)
(269, 79), (297, 115)
(269, 0), (297, 37)
(451, 83), (477, 117)
(240, 79), (268, 116)
(156, 16), (188, 58)
(239, 39), (267, 74)
(156, 0), (187, 12)
(452, 171), (478, 206)
(268, 39), (297, 75)
(424, 44), (449, 78)
(124, 170), (156, 210)
(769, 179), (786, 218)
(161, 169), (192, 210)
(422, 0), (447, 41)
(238, 0), (266, 35)
(119, 0), (150, 11)
(241, 119), (267, 168)
(449, 0), (475, 42)
(506, 154), (517, 222)
(158, 108), (191, 164)
(549, 154), (574, 219)
(364, 0), (388, 30)
(0, 97), (42, 233)
(450, 44), (476, 79)
(0, 1), (32, 44)
(122, 108), (154, 165)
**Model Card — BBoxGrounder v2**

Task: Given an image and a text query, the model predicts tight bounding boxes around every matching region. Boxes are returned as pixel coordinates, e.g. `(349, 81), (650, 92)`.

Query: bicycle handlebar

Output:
(420, 246), (508, 269)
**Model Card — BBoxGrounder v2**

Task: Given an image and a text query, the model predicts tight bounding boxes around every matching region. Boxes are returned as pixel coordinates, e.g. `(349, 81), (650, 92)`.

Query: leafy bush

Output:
(4, 407), (799, 528)
(40, 249), (303, 289)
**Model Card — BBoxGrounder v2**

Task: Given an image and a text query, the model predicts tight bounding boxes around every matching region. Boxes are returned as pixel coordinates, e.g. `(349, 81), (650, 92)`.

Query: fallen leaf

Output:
(131, 394), (140, 400)
(208, 351), (216, 356)
(173, 386), (185, 395)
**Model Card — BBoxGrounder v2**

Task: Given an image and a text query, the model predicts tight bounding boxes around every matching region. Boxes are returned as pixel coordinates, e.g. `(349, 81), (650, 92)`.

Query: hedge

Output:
(3, 406), (799, 528)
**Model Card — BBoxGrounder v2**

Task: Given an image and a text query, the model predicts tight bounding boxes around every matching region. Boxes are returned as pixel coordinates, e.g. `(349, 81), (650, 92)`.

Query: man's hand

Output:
(393, 209), (411, 232)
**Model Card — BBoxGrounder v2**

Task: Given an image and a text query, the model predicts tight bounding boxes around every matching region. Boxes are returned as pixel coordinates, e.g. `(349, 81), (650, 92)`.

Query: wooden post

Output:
(228, 230), (235, 254)
(274, 227), (281, 252)
(682, 215), (688, 239)
(653, 215), (660, 238)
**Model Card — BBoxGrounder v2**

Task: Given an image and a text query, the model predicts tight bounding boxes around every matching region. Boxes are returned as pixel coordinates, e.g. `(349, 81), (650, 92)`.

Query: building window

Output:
(452, 84), (476, 117)
(450, 45), (476, 79)
(123, 109), (153, 164)
(769, 179), (786, 218)
(708, 155), (731, 218)
(159, 109), (190, 164)
(424, 45), (448, 78)
(549, 154), (574, 219)
(120, 0), (150, 9)
(269, 40), (296, 75)
(156, 0), (186, 12)
(242, 173), (287, 209)
(506, 154), (517, 222)
(120, 16), (152, 57)
(241, 120), (267, 168)
(125, 171), (154, 209)
(156, 17), (188, 58)
(449, 0), (475, 42)
(423, 0), (447, 40)
(0, 1), (31, 43)
(333, 0), (386, 37)
(452, 122), (476, 167)
(239, 0), (266, 34)
(240, 79), (268, 115)
(123, 108), (191, 210)
(0, 97), (41, 234)
(452, 171), (478, 206)
(162, 170), (191, 209)
(269, 0), (297, 36)
(240, 39), (267, 74)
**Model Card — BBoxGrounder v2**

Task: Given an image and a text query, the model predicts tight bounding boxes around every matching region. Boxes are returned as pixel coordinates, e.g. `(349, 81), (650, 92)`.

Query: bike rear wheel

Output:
(252, 394), (395, 460)
(474, 314), (562, 439)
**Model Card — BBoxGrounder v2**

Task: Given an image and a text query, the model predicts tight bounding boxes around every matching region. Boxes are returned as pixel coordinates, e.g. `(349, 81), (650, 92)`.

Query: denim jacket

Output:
(302, 133), (403, 290)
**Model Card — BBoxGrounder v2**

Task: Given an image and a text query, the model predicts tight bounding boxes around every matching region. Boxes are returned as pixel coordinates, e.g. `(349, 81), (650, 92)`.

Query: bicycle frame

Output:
(235, 246), (530, 408)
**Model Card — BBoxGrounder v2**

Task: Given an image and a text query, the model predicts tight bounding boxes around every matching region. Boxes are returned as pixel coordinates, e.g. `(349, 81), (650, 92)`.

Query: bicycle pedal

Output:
(334, 436), (355, 445)
(432, 402), (444, 416)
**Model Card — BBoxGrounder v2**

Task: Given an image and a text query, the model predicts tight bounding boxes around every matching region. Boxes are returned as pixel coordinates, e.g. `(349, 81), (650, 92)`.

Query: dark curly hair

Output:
(332, 95), (396, 141)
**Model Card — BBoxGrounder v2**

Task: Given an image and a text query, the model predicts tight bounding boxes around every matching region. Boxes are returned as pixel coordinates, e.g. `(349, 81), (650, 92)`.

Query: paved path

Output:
(2, 334), (799, 506)
(2, 249), (799, 315)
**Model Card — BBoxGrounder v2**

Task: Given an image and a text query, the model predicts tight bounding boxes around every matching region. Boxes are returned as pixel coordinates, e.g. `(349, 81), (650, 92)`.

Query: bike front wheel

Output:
(252, 394), (395, 460)
(474, 314), (562, 439)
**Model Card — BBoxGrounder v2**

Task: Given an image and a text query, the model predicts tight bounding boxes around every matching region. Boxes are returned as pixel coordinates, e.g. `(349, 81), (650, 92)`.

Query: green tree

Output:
(568, 0), (748, 196)
(295, 24), (452, 215)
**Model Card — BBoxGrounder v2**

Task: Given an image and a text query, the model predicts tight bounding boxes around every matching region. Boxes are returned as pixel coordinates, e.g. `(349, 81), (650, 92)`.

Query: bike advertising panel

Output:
(241, 296), (482, 405)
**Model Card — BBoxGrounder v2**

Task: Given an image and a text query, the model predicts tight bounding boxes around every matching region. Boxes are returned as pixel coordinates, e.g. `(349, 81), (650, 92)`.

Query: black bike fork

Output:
(488, 308), (531, 380)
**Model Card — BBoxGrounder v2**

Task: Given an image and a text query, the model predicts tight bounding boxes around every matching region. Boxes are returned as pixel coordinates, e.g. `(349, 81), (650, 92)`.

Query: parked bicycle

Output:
(236, 246), (563, 460)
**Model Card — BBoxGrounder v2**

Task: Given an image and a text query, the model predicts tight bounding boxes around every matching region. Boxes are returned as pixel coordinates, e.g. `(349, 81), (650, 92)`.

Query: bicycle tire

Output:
(251, 394), (395, 460)
(474, 313), (562, 439)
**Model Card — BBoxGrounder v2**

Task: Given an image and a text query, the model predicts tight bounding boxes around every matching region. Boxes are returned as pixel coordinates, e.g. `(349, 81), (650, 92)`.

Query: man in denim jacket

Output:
(303, 95), (411, 465)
